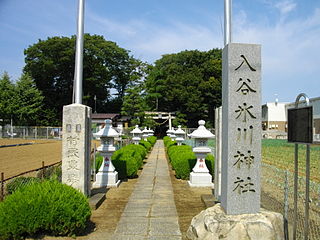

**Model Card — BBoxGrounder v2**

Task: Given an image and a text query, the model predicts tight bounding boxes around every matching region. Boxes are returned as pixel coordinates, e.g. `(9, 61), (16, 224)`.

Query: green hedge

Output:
(163, 136), (176, 149)
(93, 153), (103, 173)
(167, 144), (215, 180)
(0, 180), (91, 240)
(139, 140), (152, 152)
(111, 144), (146, 179)
(6, 177), (41, 195)
(147, 136), (157, 146)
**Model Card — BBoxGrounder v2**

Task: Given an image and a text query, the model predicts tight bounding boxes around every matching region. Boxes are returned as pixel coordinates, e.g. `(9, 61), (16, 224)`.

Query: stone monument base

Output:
(188, 172), (214, 187)
(187, 203), (284, 240)
(92, 171), (121, 188)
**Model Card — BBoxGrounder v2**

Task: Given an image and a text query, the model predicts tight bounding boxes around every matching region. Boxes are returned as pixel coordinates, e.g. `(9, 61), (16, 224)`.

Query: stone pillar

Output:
(214, 106), (222, 201)
(62, 103), (91, 196)
(187, 43), (284, 240)
(188, 120), (214, 187)
(92, 119), (120, 188)
(169, 112), (172, 130)
(221, 43), (261, 215)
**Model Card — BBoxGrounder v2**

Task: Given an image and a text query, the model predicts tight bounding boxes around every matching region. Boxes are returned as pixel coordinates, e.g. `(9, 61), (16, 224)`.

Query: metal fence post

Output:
(293, 143), (298, 240)
(0, 172), (4, 201)
(284, 170), (289, 240)
(305, 144), (310, 240)
(41, 161), (45, 179)
(93, 143), (96, 181)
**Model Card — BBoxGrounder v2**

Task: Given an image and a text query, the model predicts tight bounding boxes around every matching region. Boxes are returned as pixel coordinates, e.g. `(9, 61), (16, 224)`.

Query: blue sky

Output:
(0, 0), (319, 103)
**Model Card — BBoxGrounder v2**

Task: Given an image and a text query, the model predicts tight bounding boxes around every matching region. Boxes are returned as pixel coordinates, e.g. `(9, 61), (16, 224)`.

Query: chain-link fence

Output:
(0, 161), (62, 201)
(0, 125), (62, 139)
(261, 163), (320, 240)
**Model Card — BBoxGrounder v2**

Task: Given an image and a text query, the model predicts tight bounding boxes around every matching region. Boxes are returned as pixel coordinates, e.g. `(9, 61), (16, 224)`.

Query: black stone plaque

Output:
(288, 106), (313, 144)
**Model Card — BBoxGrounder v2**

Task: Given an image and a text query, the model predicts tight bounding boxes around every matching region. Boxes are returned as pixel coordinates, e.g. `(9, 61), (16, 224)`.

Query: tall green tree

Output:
(24, 34), (144, 124)
(0, 72), (16, 126)
(145, 49), (222, 127)
(121, 84), (147, 126)
(15, 73), (44, 126)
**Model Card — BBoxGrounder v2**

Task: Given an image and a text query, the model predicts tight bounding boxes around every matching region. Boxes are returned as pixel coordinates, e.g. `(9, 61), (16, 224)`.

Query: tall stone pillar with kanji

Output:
(62, 104), (92, 196)
(221, 43), (261, 215)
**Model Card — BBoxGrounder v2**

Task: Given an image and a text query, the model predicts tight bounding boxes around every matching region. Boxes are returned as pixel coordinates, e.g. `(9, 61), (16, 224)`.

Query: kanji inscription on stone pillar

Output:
(221, 43), (261, 215)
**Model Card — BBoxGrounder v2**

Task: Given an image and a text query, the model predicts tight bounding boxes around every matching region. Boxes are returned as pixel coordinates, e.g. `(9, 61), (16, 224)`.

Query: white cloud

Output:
(275, 0), (297, 15)
(133, 22), (223, 60)
(234, 7), (320, 101)
(84, 4), (320, 102)
(86, 11), (223, 62)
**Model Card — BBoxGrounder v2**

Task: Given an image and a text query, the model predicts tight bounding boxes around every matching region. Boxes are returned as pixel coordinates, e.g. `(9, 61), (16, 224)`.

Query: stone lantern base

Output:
(92, 171), (120, 188)
(188, 172), (214, 187)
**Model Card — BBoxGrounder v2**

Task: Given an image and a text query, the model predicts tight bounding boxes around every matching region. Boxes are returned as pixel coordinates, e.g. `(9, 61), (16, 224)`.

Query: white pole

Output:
(224, 0), (232, 46)
(74, 0), (85, 104)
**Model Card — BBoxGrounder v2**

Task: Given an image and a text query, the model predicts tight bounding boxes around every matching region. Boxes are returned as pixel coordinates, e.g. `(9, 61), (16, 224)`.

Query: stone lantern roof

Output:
(147, 128), (154, 134)
(190, 120), (214, 139)
(166, 128), (174, 135)
(142, 127), (149, 134)
(175, 125), (185, 135)
(130, 125), (142, 134)
(94, 119), (119, 138)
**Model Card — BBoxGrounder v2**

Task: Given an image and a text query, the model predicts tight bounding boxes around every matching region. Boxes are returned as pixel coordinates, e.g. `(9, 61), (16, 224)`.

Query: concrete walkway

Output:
(112, 140), (182, 240)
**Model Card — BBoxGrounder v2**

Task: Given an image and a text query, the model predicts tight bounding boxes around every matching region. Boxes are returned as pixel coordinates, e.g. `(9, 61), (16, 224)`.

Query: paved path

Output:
(112, 140), (182, 240)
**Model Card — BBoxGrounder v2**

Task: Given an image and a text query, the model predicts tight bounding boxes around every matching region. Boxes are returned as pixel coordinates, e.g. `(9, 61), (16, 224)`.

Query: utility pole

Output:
(224, 0), (232, 46)
(73, 0), (85, 104)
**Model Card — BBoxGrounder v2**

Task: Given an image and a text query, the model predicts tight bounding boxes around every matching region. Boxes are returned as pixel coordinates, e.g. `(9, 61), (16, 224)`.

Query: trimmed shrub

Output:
(37, 164), (62, 181)
(0, 180), (91, 240)
(111, 144), (146, 178)
(205, 154), (215, 177)
(167, 145), (196, 179)
(168, 145), (193, 161)
(163, 136), (171, 146)
(163, 136), (176, 150)
(94, 153), (103, 173)
(6, 177), (41, 194)
(167, 145), (215, 180)
(139, 140), (152, 152)
(147, 136), (157, 146)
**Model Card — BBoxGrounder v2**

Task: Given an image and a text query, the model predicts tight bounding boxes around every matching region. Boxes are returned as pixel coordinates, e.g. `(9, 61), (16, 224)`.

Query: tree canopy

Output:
(144, 49), (222, 127)
(24, 34), (145, 125)
(2, 35), (222, 127)
(0, 72), (16, 125)
(0, 72), (44, 126)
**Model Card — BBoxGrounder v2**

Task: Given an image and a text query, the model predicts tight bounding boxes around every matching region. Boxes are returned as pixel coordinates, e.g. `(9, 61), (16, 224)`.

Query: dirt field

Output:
(0, 139), (100, 180)
(0, 139), (62, 179)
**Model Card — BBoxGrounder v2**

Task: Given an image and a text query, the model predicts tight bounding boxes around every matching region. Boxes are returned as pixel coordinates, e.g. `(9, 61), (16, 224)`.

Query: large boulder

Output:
(187, 203), (284, 240)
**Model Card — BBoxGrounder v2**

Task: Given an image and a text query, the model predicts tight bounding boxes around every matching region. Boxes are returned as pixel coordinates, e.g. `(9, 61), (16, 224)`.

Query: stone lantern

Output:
(171, 128), (177, 141)
(131, 125), (142, 145)
(175, 125), (185, 146)
(166, 128), (173, 138)
(147, 127), (154, 137)
(142, 127), (149, 141)
(93, 119), (120, 188)
(188, 120), (214, 187)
